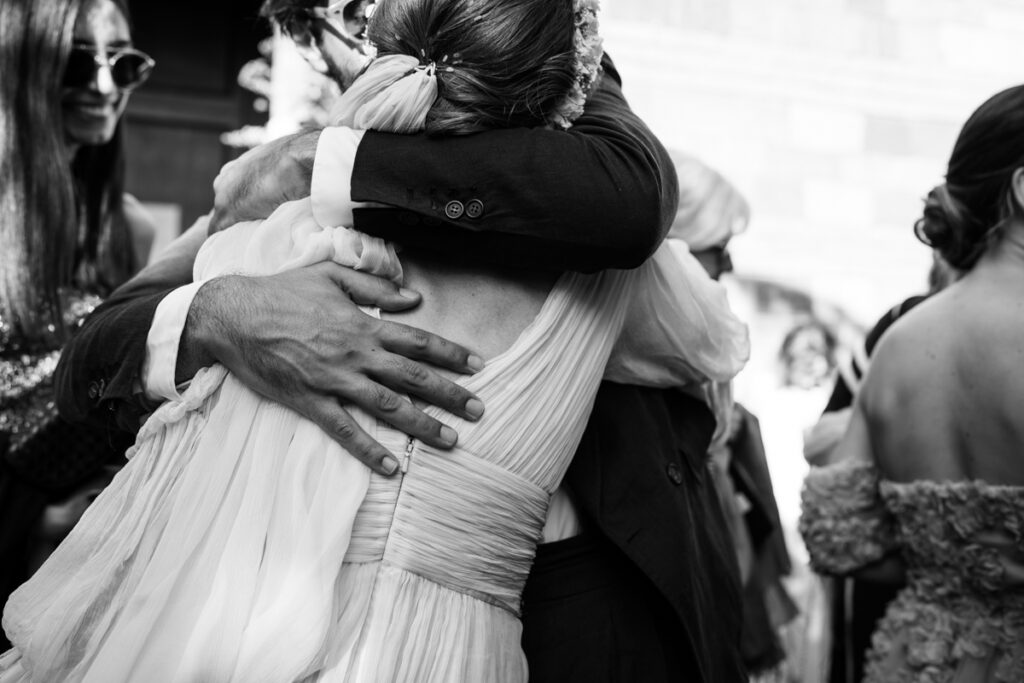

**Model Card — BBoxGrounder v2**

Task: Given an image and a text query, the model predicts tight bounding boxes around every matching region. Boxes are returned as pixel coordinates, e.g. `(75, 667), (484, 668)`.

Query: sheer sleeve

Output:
(194, 200), (402, 284)
(799, 459), (898, 575)
(603, 239), (749, 388)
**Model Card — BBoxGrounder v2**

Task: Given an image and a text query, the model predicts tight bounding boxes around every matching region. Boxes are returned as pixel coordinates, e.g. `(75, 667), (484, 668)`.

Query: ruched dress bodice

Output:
(801, 461), (1024, 683)
(309, 268), (637, 682)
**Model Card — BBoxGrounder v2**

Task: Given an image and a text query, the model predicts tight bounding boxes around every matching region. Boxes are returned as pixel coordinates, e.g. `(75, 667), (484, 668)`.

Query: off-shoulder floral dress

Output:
(801, 460), (1024, 683)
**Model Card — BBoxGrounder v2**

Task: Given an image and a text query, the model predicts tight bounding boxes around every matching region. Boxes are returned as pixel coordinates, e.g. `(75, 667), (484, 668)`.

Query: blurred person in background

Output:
(780, 320), (837, 391)
(0, 0), (154, 648)
(800, 85), (1024, 682)
(669, 151), (798, 679)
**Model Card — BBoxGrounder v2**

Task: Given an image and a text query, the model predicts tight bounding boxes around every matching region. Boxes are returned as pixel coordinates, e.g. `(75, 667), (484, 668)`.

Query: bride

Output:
(1, 0), (748, 681)
(800, 85), (1024, 683)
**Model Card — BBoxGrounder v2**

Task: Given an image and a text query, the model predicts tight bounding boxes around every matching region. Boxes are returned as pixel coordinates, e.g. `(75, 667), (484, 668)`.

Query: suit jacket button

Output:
(445, 200), (465, 220)
(666, 462), (684, 486)
(87, 381), (101, 400)
(465, 199), (484, 219)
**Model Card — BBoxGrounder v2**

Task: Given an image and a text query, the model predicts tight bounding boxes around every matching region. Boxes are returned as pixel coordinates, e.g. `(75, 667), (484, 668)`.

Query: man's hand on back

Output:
(179, 262), (485, 476)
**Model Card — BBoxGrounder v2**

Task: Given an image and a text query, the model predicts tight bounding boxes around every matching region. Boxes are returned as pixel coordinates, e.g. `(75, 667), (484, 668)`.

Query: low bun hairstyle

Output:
(367, 0), (577, 135)
(913, 183), (991, 271)
(914, 85), (1024, 271)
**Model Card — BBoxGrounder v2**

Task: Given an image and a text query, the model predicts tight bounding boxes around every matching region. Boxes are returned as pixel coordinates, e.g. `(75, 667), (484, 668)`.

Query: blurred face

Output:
(691, 240), (734, 281)
(61, 0), (133, 148)
(287, 0), (374, 89)
(785, 327), (832, 388)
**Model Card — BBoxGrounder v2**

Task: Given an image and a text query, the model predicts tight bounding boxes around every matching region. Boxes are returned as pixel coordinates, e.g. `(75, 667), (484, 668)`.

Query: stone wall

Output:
(601, 0), (1022, 322)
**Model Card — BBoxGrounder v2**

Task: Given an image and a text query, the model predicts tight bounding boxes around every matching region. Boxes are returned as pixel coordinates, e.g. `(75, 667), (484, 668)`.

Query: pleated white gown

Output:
(1, 205), (639, 682)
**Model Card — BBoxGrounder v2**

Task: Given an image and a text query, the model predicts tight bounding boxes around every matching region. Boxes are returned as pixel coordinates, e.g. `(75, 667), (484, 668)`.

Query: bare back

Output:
(860, 247), (1024, 486)
(380, 247), (560, 374)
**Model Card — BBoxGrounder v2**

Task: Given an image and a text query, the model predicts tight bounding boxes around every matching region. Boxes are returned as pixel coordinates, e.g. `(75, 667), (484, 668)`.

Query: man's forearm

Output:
(173, 277), (239, 385)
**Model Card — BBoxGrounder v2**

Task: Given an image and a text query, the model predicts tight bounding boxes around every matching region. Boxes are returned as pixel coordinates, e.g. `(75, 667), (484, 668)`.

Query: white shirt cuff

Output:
(311, 126), (368, 228)
(141, 281), (205, 402)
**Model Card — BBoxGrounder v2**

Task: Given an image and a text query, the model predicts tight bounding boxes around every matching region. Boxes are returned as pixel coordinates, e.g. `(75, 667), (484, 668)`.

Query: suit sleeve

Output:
(55, 213), (211, 431)
(347, 56), (678, 273)
(54, 229), (208, 433)
(54, 285), (170, 433)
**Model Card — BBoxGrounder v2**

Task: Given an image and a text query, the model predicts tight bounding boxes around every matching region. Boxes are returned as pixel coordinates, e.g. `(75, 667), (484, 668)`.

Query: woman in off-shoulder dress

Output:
(800, 85), (1024, 683)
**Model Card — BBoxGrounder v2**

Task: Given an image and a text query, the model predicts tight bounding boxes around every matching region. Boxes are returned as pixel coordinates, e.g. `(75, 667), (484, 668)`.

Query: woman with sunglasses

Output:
(0, 0), (154, 648)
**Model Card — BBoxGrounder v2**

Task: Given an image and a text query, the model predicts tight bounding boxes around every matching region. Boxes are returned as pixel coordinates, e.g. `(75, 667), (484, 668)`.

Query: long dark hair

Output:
(369, 0), (576, 135)
(915, 85), (1024, 271)
(0, 0), (136, 347)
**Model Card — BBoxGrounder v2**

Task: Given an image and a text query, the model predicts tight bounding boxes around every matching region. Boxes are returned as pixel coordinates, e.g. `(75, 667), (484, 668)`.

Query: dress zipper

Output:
(401, 436), (415, 474)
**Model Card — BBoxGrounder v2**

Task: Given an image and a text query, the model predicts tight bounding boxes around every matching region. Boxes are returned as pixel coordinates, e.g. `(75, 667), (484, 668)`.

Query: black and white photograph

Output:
(1, 1), (1022, 681)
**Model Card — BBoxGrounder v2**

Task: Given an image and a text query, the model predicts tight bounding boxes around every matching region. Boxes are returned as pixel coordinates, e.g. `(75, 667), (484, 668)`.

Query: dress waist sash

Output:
(346, 444), (549, 616)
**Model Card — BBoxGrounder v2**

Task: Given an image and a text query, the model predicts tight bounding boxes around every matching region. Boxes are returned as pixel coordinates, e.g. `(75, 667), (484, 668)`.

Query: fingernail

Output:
(467, 355), (485, 372)
(399, 287), (418, 299)
(381, 456), (400, 476)
(440, 426), (458, 445)
(465, 398), (484, 419)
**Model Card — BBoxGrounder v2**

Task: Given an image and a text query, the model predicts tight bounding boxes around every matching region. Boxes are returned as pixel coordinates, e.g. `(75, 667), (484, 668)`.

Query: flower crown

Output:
(548, 0), (604, 130)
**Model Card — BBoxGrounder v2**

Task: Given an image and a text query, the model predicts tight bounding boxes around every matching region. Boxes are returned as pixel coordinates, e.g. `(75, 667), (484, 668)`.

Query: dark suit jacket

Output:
(566, 384), (746, 683)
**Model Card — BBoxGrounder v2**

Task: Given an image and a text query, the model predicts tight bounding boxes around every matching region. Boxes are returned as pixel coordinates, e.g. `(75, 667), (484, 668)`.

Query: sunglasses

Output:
(282, 0), (374, 47)
(63, 44), (155, 91)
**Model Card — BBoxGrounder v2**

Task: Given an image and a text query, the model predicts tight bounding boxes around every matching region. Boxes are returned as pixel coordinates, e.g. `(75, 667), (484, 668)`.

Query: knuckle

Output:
(408, 329), (431, 352)
(373, 386), (404, 413)
(349, 315), (377, 337)
(403, 361), (431, 387)
(334, 344), (366, 370)
(329, 418), (359, 442)
(444, 382), (466, 404)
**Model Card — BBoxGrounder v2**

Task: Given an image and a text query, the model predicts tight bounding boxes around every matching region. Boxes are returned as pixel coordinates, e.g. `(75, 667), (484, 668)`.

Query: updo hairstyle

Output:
(367, 0), (577, 135)
(915, 85), (1024, 270)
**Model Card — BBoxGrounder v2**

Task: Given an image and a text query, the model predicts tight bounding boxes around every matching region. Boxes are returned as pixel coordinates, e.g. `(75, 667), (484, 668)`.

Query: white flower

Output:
(548, 0), (604, 130)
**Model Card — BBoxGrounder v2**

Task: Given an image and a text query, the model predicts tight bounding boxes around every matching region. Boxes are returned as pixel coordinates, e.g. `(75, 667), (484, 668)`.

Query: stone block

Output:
(789, 103), (866, 154)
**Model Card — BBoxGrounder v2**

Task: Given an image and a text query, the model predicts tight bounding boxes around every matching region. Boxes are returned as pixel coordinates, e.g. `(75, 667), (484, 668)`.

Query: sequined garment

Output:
(801, 460), (1024, 683)
(0, 292), (103, 486)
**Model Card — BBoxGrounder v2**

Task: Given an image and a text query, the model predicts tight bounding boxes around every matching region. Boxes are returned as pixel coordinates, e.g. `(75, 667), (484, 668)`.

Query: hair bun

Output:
(914, 184), (983, 270)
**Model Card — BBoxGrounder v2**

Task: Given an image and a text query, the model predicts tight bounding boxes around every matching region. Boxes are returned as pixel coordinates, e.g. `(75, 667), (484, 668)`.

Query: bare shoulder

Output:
(865, 280), (1024, 426)
(866, 293), (949, 377)
(857, 290), (961, 426)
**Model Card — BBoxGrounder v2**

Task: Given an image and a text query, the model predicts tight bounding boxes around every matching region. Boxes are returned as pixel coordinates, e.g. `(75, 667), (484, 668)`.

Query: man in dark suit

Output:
(54, 48), (745, 682)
